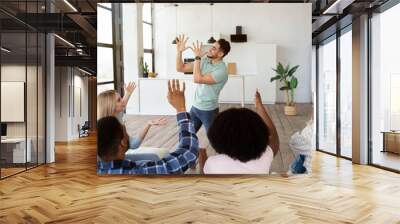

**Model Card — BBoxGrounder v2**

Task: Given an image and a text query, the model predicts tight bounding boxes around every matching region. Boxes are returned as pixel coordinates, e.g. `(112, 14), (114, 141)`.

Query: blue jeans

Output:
(290, 154), (307, 174)
(124, 152), (160, 162)
(190, 106), (219, 133)
(125, 136), (161, 162)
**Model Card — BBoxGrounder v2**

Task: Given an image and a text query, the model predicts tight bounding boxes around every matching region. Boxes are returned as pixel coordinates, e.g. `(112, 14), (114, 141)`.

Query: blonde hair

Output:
(97, 90), (118, 120)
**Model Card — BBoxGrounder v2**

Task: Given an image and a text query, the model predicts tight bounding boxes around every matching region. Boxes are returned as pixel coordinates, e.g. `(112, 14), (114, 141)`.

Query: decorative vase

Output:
(284, 105), (297, 116)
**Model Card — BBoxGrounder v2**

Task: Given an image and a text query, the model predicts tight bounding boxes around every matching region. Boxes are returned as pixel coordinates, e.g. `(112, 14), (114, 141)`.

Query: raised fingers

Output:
(172, 79), (177, 92)
(181, 81), (186, 92)
(176, 79), (180, 91)
(168, 80), (172, 93)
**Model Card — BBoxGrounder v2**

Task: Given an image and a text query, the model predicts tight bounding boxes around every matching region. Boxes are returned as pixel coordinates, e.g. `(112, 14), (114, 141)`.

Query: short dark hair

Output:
(217, 39), (231, 57)
(97, 116), (124, 160)
(207, 108), (269, 163)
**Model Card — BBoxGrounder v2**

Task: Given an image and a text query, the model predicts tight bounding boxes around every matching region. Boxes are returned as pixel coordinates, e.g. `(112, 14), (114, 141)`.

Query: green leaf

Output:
(277, 62), (285, 75)
(290, 77), (298, 89)
(270, 75), (281, 82)
(288, 65), (299, 77)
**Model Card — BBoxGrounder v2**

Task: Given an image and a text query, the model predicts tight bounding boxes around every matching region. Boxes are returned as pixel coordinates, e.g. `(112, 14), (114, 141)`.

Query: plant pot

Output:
(143, 72), (148, 78)
(284, 105), (297, 116)
(148, 72), (157, 78)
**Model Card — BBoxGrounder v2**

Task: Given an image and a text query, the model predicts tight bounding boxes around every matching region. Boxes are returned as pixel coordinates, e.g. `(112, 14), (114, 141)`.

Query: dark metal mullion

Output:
(336, 29), (341, 157)
(97, 43), (113, 48)
(60, 68), (62, 117)
(97, 81), (114, 85)
(44, 31), (47, 164)
(151, 3), (155, 73)
(317, 148), (352, 161)
(111, 3), (117, 91)
(68, 70), (71, 118)
(370, 164), (400, 174)
(316, 44), (320, 151)
(367, 11), (373, 165)
(36, 0), (39, 167)
(44, 40), (47, 162)
(119, 4), (125, 93)
(25, 0), (28, 171)
(73, 68), (75, 118)
(98, 4), (112, 11)
(143, 21), (152, 26)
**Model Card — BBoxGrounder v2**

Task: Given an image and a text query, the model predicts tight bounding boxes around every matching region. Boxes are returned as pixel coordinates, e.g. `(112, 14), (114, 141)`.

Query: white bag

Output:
(289, 120), (314, 156)
(288, 120), (315, 174)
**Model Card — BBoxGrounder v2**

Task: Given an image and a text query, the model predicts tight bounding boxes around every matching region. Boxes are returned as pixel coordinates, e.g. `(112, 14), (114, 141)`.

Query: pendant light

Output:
(172, 4), (178, 44)
(207, 3), (216, 44)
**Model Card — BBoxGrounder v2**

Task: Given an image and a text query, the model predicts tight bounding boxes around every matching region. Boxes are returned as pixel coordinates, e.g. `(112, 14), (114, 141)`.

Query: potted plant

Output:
(140, 57), (149, 78)
(143, 62), (149, 78)
(270, 62), (299, 116)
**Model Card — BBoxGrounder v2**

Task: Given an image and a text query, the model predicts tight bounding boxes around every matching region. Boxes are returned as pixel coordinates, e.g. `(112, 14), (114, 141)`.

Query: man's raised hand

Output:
(176, 34), (190, 53)
(191, 40), (203, 57)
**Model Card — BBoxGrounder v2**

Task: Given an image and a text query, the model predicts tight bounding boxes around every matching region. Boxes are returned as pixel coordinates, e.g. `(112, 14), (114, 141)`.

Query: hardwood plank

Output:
(0, 136), (400, 223)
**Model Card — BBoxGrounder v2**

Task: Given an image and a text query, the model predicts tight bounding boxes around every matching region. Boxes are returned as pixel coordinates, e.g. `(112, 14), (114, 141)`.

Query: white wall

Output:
(153, 3), (312, 103)
(122, 3), (142, 114)
(54, 67), (89, 141)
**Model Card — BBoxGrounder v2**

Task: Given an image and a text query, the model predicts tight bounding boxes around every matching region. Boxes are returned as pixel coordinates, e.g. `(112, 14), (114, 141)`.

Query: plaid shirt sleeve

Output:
(97, 112), (199, 175)
(131, 112), (199, 174)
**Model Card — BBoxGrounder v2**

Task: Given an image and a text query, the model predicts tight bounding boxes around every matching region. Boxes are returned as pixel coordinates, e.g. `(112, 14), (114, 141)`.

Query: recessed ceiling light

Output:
(78, 67), (92, 76)
(54, 34), (75, 48)
(323, 0), (354, 15)
(1, 47), (11, 53)
(63, 0), (78, 12)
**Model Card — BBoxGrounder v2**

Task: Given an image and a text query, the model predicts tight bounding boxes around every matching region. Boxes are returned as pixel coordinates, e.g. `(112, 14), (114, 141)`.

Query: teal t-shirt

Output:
(193, 57), (228, 111)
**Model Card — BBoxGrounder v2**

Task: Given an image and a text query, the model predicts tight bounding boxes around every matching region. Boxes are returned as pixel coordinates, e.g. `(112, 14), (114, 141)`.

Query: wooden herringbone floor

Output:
(1, 103), (400, 223)
(1, 137), (400, 223)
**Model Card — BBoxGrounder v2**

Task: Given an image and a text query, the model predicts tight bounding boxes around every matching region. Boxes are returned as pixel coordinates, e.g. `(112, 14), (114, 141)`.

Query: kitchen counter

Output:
(136, 75), (249, 115)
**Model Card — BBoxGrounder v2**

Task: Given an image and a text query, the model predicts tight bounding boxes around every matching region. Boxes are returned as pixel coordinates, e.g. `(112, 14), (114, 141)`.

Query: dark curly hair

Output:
(97, 116), (125, 160)
(217, 39), (231, 57)
(207, 108), (269, 162)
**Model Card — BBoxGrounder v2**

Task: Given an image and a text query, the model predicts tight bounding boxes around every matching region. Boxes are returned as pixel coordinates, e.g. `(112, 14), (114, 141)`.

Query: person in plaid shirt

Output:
(97, 80), (199, 174)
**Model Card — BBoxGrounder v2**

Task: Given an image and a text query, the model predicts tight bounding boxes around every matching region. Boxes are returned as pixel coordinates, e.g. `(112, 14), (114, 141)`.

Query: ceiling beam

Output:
(67, 13), (97, 39)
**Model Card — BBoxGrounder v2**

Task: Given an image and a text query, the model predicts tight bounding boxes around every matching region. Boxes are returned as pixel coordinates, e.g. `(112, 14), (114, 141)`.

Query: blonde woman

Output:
(97, 82), (136, 121)
(97, 82), (168, 162)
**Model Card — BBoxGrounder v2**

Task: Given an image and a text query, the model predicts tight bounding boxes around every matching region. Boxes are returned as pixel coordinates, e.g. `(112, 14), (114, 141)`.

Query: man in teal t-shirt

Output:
(176, 35), (231, 132)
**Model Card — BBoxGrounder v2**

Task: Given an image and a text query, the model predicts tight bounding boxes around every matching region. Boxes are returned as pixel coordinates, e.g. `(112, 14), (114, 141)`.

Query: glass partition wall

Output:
(316, 26), (353, 159)
(370, 3), (400, 171)
(317, 35), (337, 155)
(339, 28), (352, 159)
(0, 2), (46, 179)
(316, 0), (400, 172)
